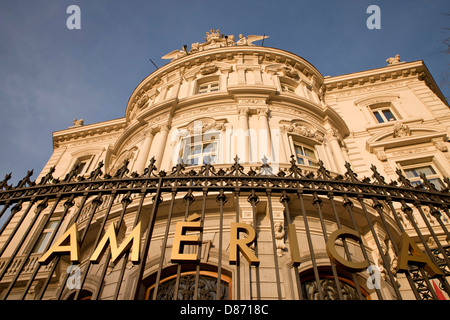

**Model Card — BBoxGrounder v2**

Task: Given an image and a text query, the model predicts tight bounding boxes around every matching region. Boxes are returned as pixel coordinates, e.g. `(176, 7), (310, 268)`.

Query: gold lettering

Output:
(38, 224), (80, 264)
(396, 232), (443, 277)
(170, 221), (202, 263)
(90, 222), (142, 264)
(229, 222), (260, 266)
(326, 227), (369, 272)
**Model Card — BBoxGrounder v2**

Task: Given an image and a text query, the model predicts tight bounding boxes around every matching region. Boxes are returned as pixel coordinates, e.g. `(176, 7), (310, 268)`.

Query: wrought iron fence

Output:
(0, 155), (449, 300)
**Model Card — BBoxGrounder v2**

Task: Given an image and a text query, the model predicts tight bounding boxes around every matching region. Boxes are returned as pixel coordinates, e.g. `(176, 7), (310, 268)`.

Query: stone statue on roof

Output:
(161, 29), (269, 61)
(386, 54), (401, 65)
(236, 34), (268, 46)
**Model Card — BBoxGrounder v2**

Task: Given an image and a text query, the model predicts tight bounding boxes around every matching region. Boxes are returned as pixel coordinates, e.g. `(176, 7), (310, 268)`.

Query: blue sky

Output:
(0, 0), (448, 185)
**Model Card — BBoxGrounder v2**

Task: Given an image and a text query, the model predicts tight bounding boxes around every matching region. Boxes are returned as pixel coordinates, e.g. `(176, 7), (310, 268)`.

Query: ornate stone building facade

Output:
(0, 29), (449, 300)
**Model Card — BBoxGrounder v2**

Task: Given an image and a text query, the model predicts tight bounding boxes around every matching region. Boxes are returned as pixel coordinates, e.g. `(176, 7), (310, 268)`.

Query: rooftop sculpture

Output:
(162, 29), (269, 61)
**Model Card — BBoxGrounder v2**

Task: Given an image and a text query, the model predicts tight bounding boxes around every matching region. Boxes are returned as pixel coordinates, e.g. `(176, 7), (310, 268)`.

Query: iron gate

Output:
(0, 156), (449, 300)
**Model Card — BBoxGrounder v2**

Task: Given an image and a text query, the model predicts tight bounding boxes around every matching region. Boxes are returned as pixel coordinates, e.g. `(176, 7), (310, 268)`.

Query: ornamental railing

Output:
(0, 156), (449, 300)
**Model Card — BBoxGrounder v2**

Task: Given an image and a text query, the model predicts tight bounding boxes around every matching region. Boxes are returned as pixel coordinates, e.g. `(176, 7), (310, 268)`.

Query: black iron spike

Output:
(317, 160), (331, 179)
(395, 168), (413, 188)
(113, 159), (130, 179)
(259, 155), (273, 176)
(16, 170), (34, 188)
(344, 162), (358, 182)
(88, 161), (104, 180)
(0, 173), (12, 190)
(370, 164), (386, 185)
(143, 157), (157, 177)
(288, 155), (302, 178)
(39, 166), (55, 185)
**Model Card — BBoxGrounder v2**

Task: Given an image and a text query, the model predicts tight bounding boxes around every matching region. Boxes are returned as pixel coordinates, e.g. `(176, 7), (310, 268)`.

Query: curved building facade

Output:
(0, 30), (449, 300)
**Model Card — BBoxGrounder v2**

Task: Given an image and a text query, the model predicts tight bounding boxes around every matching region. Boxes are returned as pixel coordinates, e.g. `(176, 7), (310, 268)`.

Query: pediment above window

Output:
(366, 123), (447, 152)
(354, 94), (399, 107)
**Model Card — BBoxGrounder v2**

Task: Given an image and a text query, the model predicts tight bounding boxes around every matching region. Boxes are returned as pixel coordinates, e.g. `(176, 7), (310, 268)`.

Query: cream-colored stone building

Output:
(0, 29), (449, 300)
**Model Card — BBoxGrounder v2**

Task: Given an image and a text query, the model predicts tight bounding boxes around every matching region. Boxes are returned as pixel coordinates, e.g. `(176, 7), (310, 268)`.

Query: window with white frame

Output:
(402, 163), (445, 190)
(371, 104), (397, 123)
(182, 132), (219, 166)
(294, 143), (318, 167)
(198, 81), (219, 94)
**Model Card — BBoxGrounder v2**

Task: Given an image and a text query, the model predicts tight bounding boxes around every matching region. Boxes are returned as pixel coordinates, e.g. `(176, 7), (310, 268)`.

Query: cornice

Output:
(324, 60), (448, 106)
(52, 118), (126, 145)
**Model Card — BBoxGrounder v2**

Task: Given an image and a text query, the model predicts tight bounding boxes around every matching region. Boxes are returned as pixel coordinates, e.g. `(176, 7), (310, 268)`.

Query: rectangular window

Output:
(281, 83), (295, 93)
(403, 165), (445, 190)
(72, 156), (93, 176)
(182, 132), (219, 166)
(372, 108), (396, 123)
(198, 82), (219, 94)
(294, 144), (318, 167)
(32, 219), (58, 254)
(372, 108), (397, 123)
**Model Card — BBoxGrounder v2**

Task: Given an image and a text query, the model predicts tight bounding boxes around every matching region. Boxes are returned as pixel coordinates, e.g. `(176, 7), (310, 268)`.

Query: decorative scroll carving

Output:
(434, 141), (448, 152)
(375, 149), (387, 161)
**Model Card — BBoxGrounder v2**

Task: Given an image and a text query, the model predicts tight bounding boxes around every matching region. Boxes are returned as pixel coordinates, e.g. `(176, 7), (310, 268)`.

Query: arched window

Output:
(144, 265), (231, 300)
(67, 290), (93, 300)
(181, 131), (220, 166)
(300, 271), (370, 300)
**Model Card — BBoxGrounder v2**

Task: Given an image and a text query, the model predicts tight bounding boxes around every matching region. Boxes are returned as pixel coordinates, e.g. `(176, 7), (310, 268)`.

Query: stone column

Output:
(135, 127), (155, 174)
(328, 129), (346, 174)
(154, 124), (170, 170)
(257, 107), (271, 161)
(237, 107), (250, 163)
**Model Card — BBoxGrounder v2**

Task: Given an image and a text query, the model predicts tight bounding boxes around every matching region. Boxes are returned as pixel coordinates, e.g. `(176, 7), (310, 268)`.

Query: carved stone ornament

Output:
(375, 150), (387, 161)
(136, 93), (149, 108)
(393, 122), (411, 138)
(282, 66), (299, 79)
(183, 117), (227, 135)
(274, 222), (286, 257)
(200, 63), (218, 75)
(280, 120), (324, 142)
(434, 140), (448, 152)
(162, 29), (269, 61)
(237, 98), (266, 105)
